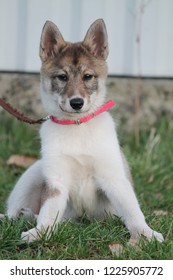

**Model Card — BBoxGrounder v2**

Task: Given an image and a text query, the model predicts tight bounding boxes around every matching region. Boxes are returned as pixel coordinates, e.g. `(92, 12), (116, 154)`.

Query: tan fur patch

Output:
(41, 183), (60, 205)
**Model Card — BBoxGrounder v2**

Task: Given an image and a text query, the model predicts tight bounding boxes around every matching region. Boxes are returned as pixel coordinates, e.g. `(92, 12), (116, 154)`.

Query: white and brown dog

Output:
(3, 19), (163, 243)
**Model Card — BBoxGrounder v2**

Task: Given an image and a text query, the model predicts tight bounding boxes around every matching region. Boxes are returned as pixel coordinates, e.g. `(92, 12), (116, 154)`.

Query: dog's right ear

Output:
(39, 21), (66, 62)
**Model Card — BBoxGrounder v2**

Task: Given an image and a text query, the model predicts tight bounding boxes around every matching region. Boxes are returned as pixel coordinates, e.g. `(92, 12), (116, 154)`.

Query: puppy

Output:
(4, 19), (163, 243)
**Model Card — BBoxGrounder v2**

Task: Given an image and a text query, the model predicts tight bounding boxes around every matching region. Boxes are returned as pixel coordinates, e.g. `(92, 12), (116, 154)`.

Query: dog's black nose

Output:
(70, 98), (84, 110)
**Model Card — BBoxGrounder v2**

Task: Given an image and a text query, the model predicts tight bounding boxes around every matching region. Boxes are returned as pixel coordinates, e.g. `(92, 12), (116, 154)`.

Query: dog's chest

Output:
(68, 155), (98, 216)
(40, 116), (116, 215)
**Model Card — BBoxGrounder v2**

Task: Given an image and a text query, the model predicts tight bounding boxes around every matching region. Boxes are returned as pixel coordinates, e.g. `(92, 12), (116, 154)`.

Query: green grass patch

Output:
(0, 114), (173, 259)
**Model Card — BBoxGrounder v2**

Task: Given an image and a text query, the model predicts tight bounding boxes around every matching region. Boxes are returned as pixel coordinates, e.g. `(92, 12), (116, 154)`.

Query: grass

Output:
(0, 113), (173, 259)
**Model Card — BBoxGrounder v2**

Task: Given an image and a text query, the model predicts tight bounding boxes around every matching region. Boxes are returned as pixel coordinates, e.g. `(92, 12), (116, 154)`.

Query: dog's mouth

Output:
(59, 105), (89, 115)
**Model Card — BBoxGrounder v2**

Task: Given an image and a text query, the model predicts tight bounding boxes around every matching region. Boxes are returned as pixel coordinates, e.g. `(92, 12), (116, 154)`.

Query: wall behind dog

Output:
(0, 0), (173, 77)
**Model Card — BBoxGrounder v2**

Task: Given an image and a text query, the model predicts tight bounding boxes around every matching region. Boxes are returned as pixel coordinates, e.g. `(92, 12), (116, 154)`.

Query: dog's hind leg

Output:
(20, 208), (38, 220)
(7, 160), (43, 219)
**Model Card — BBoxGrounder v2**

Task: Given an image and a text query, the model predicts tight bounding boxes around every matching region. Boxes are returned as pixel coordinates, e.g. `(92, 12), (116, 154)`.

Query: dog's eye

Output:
(57, 74), (68, 81)
(83, 74), (93, 81)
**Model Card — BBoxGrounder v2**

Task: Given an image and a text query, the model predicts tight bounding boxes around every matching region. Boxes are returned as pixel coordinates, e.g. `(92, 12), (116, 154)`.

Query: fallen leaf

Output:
(153, 210), (168, 216)
(148, 175), (154, 183)
(6, 155), (37, 168)
(108, 242), (123, 257)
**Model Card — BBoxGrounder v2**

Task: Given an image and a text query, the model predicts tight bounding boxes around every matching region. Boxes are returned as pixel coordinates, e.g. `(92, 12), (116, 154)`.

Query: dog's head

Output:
(39, 19), (109, 118)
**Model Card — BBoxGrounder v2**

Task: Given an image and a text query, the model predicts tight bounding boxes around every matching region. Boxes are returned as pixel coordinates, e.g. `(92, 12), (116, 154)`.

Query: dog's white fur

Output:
(4, 19), (163, 243)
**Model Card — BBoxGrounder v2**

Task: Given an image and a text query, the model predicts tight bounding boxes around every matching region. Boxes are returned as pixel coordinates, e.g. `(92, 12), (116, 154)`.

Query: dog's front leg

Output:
(21, 183), (68, 242)
(95, 158), (164, 243)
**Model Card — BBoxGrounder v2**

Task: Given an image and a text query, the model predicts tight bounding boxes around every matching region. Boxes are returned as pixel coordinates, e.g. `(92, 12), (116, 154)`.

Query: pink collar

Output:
(50, 100), (115, 125)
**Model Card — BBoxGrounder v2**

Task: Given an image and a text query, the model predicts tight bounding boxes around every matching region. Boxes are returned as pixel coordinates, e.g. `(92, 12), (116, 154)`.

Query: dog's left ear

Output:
(40, 21), (66, 62)
(82, 19), (109, 60)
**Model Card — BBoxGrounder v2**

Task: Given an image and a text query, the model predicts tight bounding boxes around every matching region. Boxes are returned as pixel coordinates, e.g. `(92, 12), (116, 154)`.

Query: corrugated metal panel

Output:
(0, 0), (173, 76)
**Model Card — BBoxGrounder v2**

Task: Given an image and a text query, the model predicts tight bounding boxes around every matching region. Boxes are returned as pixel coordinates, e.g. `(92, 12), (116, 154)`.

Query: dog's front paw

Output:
(151, 230), (164, 242)
(142, 226), (164, 242)
(21, 228), (40, 242)
(130, 224), (164, 243)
